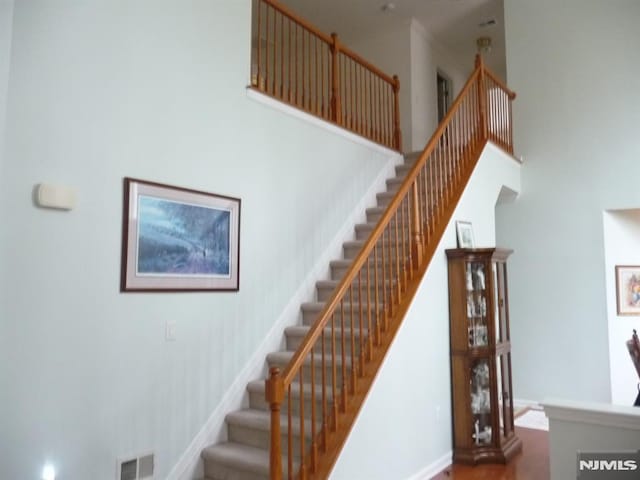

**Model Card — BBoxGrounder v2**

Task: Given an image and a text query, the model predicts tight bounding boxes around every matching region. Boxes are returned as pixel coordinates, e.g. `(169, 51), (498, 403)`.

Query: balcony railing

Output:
(251, 0), (402, 151)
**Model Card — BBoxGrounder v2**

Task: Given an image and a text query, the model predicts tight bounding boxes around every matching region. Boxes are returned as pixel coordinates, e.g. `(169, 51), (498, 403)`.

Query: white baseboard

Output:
(405, 451), (452, 480)
(166, 151), (402, 480)
(514, 398), (542, 410)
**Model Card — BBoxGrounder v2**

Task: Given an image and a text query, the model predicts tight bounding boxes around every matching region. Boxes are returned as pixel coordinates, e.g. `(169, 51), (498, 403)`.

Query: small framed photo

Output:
(616, 265), (640, 315)
(121, 178), (240, 292)
(455, 220), (475, 248)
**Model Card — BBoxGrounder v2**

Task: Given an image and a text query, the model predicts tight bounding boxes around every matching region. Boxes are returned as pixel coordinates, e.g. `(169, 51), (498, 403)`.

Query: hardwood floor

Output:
(431, 427), (550, 480)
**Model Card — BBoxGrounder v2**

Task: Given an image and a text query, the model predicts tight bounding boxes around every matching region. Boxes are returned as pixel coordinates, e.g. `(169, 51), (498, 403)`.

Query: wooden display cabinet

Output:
(445, 248), (522, 464)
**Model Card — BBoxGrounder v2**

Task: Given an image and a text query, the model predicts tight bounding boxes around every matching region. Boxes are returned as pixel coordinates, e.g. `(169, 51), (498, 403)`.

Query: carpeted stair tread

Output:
(202, 442), (270, 476)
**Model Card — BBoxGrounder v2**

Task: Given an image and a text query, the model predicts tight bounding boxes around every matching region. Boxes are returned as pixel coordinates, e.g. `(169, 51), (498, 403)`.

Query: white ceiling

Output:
(278, 0), (507, 80)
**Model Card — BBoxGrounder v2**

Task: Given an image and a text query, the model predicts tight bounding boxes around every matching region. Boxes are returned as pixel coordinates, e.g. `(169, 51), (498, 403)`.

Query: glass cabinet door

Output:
(469, 358), (493, 446)
(466, 261), (488, 347)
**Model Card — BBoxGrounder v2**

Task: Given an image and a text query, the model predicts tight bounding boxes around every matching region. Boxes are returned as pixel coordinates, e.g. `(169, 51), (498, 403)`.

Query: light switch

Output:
(165, 320), (177, 341)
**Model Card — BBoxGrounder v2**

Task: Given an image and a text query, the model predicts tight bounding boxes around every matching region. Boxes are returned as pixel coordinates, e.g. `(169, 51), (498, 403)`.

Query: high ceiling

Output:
(278, 0), (506, 80)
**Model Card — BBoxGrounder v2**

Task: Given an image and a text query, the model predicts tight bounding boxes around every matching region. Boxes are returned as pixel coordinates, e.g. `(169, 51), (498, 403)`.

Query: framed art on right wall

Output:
(615, 265), (640, 315)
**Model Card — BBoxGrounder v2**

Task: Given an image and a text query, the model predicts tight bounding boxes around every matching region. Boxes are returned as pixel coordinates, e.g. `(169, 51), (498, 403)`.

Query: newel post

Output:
(266, 367), (284, 480)
(392, 75), (402, 151)
(330, 33), (342, 125)
(410, 180), (424, 269)
(475, 54), (488, 140)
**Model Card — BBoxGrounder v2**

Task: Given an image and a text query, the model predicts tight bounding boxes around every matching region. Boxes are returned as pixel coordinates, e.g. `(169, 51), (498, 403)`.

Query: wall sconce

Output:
(476, 36), (492, 54)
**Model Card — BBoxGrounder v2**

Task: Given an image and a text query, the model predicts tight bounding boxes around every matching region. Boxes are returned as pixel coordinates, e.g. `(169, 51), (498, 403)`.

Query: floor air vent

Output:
(118, 453), (154, 480)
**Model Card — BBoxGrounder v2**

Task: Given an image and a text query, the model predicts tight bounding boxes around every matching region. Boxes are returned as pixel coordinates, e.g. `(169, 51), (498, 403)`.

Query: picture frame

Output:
(121, 178), (240, 292)
(615, 265), (640, 315)
(456, 220), (475, 248)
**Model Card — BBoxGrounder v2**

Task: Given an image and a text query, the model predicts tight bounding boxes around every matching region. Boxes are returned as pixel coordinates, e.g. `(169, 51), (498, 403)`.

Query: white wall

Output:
(409, 20), (472, 153)
(0, 1), (396, 478)
(331, 143), (521, 480)
(496, 0), (640, 403)
(603, 210), (640, 405)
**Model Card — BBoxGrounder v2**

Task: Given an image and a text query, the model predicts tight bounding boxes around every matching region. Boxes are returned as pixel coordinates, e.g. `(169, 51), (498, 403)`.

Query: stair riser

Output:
(227, 424), (311, 460)
(344, 242), (410, 260)
(249, 389), (337, 419)
(331, 262), (410, 282)
(366, 210), (384, 224)
(302, 307), (384, 327)
(204, 463), (269, 480)
(268, 359), (355, 388)
(286, 331), (368, 358)
(316, 283), (391, 302)
(354, 226), (412, 242)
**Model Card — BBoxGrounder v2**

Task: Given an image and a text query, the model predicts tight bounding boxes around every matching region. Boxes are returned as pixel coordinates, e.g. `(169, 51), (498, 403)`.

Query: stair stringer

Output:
(328, 142), (521, 480)
(166, 149), (403, 480)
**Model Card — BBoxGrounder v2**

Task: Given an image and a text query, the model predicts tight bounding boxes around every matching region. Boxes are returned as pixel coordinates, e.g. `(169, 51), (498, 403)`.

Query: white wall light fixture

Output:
(35, 183), (77, 210)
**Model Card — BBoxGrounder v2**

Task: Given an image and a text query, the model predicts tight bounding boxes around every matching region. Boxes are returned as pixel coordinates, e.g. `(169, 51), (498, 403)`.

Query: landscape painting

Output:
(121, 178), (240, 291)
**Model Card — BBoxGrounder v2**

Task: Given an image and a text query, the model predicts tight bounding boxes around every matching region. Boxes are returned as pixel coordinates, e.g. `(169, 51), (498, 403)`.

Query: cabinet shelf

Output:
(446, 247), (522, 465)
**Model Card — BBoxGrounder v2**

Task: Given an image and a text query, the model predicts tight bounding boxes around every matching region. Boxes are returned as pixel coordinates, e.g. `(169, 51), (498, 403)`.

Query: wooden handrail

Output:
(260, 0), (333, 45)
(251, 0), (401, 150)
(339, 47), (396, 86)
(266, 53), (516, 479)
(484, 68), (517, 100)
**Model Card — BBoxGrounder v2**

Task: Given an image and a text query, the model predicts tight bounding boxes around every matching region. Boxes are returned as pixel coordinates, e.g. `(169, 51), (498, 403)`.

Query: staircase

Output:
(200, 151), (421, 480)
(200, 55), (516, 480)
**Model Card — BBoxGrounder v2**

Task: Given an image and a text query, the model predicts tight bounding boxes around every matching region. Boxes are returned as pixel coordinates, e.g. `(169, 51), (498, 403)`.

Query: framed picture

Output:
(615, 265), (640, 315)
(456, 220), (475, 248)
(121, 178), (240, 292)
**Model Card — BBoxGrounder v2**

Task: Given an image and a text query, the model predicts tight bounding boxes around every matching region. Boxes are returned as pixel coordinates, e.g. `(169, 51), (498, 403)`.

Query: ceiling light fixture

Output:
(476, 36), (492, 54)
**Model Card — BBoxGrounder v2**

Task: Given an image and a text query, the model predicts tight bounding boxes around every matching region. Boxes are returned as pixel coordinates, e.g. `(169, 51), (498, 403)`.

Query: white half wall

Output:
(330, 142), (521, 480)
(603, 210), (640, 406)
(0, 1), (398, 478)
(543, 398), (640, 480)
(497, 0), (640, 403)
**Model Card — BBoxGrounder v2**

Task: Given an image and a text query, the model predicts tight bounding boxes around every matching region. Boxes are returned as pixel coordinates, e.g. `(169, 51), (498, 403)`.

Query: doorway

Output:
(437, 70), (452, 123)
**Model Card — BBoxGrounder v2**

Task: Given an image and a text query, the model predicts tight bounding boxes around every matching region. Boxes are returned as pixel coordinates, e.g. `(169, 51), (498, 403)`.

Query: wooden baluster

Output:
(301, 29), (306, 109)
(315, 36), (319, 116)
(351, 61), (355, 131)
(309, 345), (317, 472)
(394, 213), (401, 297)
(358, 270), (365, 373)
(368, 71), (374, 139)
(393, 75), (401, 151)
(508, 93), (514, 153)
(280, 15), (284, 100)
(373, 245), (381, 344)
(355, 64), (360, 133)
(321, 41), (325, 118)
(340, 300), (347, 411)
(366, 255), (373, 360)
(411, 180), (424, 269)
(307, 30), (311, 111)
(255, 0), (261, 88)
(386, 226), (394, 316)
(330, 311), (338, 430)
(380, 231), (388, 325)
(287, 386), (293, 480)
(266, 367), (284, 480)
(295, 24), (299, 107)
(401, 195), (410, 281)
(349, 284), (356, 391)
(272, 8), (277, 96)
(330, 34), (341, 124)
(476, 55), (488, 140)
(287, 18), (291, 102)
(298, 370), (307, 480)
(265, 4), (270, 93)
(321, 310), (327, 449)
